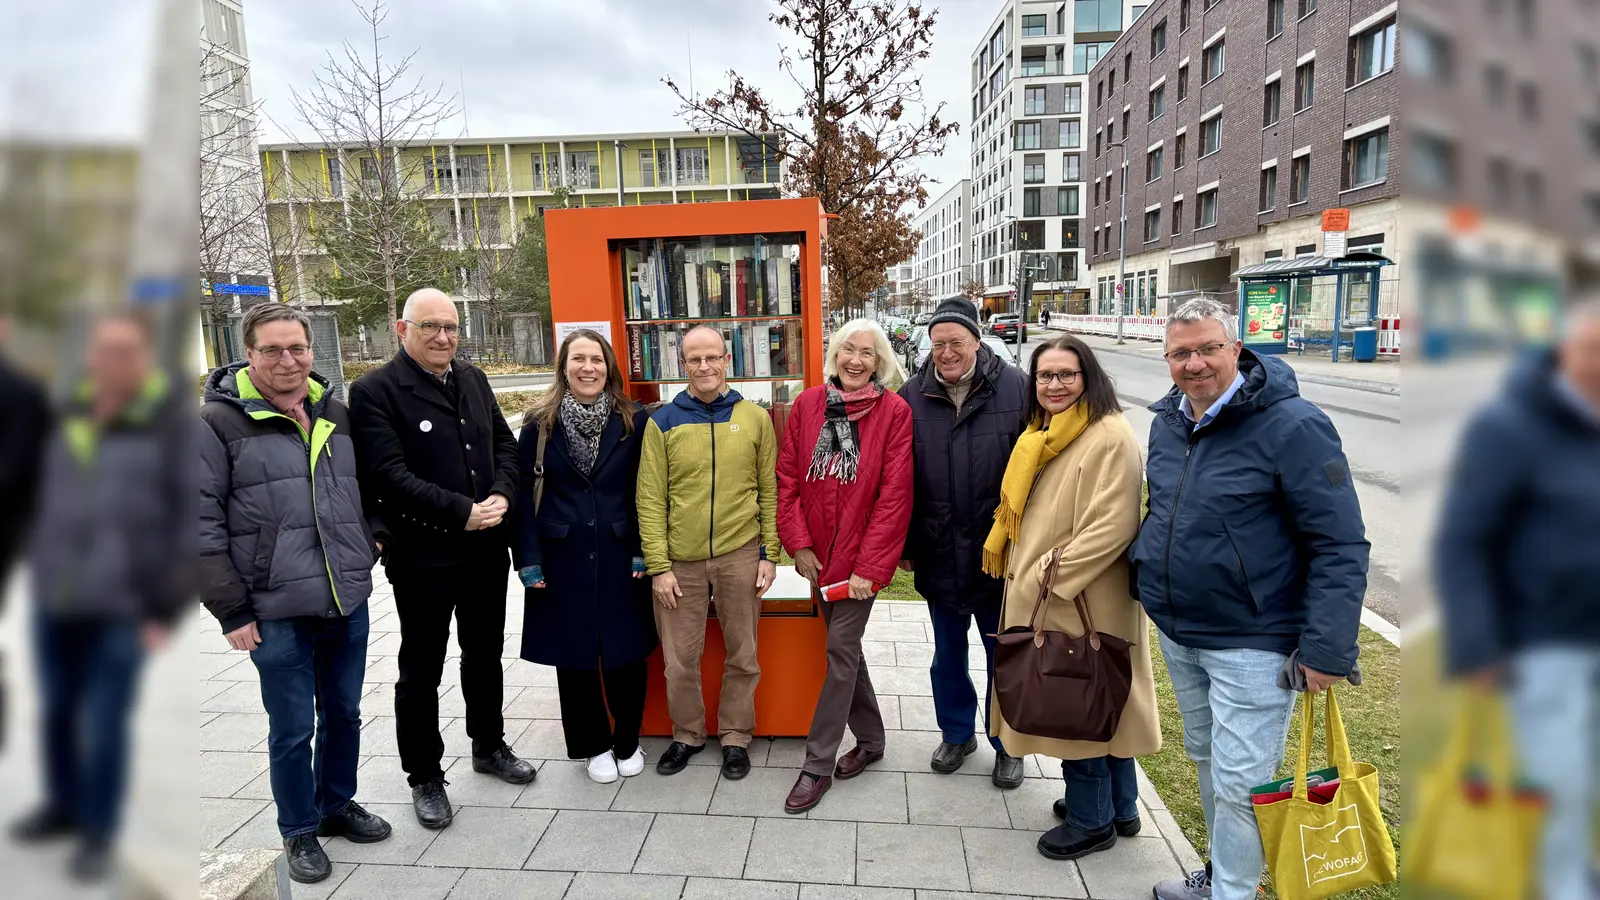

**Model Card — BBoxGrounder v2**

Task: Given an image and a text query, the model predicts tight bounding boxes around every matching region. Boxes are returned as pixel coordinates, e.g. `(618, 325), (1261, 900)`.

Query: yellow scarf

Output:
(982, 402), (1091, 578)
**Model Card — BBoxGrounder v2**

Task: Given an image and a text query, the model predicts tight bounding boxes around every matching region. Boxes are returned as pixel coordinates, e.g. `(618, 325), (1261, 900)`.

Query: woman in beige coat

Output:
(983, 334), (1160, 862)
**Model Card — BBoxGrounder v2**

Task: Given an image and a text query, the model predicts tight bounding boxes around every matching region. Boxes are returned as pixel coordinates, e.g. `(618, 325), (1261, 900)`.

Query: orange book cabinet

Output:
(544, 198), (830, 738)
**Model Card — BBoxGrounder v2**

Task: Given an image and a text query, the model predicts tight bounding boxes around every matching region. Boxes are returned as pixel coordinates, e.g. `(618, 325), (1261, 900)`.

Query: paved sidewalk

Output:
(1047, 326), (1401, 394)
(190, 568), (1200, 899)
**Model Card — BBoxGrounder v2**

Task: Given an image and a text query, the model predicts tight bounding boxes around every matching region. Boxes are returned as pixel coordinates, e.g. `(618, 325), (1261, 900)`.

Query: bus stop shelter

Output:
(1232, 251), (1393, 360)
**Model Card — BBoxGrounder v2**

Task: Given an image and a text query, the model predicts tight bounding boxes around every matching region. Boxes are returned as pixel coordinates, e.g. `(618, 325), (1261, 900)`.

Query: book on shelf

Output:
(624, 238), (805, 324)
(624, 321), (801, 381)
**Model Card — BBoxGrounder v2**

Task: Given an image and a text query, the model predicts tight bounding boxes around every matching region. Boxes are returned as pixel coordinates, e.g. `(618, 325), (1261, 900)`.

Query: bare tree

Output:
(281, 0), (459, 355)
(199, 32), (270, 362)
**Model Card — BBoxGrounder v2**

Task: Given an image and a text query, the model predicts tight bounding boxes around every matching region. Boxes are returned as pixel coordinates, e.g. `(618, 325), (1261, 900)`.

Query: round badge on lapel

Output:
(420, 420), (433, 433)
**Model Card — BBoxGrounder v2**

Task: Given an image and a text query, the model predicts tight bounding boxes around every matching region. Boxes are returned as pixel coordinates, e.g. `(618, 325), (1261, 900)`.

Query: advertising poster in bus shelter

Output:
(1241, 281), (1290, 351)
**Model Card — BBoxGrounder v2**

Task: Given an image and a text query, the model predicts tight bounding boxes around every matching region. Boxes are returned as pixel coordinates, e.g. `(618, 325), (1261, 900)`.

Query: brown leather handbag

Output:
(992, 547), (1134, 742)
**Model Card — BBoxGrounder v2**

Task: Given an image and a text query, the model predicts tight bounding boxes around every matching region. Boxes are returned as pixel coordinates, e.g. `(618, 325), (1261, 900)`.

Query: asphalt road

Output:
(996, 332), (1406, 630)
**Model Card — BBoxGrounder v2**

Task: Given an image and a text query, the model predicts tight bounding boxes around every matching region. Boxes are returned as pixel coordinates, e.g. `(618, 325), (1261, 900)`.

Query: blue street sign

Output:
(213, 283), (272, 295)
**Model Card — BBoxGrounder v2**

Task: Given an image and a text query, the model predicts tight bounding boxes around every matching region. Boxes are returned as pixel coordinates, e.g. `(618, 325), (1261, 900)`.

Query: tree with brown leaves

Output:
(666, 0), (958, 312)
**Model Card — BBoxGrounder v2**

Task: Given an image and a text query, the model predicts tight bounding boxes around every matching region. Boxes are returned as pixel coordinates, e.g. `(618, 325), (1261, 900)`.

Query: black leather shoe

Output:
(317, 801), (392, 843)
(655, 741), (704, 775)
(721, 746), (751, 780)
(283, 833), (331, 884)
(992, 750), (1025, 789)
(68, 839), (111, 883)
(1051, 799), (1141, 836)
(472, 746), (537, 785)
(1037, 822), (1117, 860)
(930, 738), (978, 773)
(10, 806), (75, 843)
(411, 780), (454, 829)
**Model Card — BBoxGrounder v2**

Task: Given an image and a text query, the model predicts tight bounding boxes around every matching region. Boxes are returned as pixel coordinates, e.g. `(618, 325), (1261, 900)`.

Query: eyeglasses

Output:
(682, 355), (728, 370)
(1035, 370), (1081, 385)
(931, 340), (972, 354)
(404, 320), (460, 338)
(1163, 342), (1231, 364)
(253, 345), (311, 361)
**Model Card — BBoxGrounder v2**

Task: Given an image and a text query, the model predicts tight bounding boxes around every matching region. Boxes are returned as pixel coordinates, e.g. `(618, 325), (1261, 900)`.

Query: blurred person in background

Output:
(776, 319), (913, 813)
(199, 303), (389, 884)
(348, 288), (530, 831)
(988, 335), (1160, 862)
(1133, 298), (1368, 900)
(0, 313), (53, 752)
(897, 297), (1031, 788)
(9, 312), (188, 882)
(1434, 297), (1600, 900)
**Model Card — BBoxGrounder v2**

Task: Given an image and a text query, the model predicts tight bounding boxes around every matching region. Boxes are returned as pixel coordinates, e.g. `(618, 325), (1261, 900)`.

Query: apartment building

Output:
(969, 0), (1140, 317)
(1085, 0), (1400, 319)
(200, 0), (269, 296)
(910, 179), (972, 303)
(257, 131), (783, 336)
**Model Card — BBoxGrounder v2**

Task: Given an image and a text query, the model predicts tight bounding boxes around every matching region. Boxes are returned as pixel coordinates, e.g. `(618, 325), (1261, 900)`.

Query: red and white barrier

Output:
(1047, 313), (1403, 355)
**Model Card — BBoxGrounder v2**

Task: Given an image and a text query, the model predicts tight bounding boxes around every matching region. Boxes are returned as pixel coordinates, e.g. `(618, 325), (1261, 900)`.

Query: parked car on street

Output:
(987, 313), (1027, 342)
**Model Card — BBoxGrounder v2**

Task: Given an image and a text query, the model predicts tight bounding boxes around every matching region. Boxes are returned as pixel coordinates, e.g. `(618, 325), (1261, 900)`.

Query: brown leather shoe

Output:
(834, 747), (885, 780)
(784, 773), (832, 813)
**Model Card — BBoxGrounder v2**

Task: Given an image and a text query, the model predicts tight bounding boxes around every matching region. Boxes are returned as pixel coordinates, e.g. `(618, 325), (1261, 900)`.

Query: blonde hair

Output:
(824, 318), (906, 386)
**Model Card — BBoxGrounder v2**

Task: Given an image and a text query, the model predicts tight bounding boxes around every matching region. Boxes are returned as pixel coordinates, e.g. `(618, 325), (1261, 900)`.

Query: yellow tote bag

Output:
(1407, 690), (1544, 900)
(1252, 687), (1398, 900)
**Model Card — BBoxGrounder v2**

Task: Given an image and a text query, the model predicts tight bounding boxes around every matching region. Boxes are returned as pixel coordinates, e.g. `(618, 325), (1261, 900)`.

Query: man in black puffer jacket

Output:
(198, 303), (391, 885)
(899, 298), (1030, 789)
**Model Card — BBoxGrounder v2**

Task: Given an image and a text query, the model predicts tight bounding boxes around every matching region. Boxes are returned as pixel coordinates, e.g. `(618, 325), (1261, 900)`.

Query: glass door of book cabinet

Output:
(617, 232), (806, 408)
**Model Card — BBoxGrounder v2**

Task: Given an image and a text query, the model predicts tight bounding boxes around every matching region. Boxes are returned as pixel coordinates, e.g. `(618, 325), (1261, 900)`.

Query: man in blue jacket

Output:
(1132, 299), (1368, 900)
(1433, 299), (1600, 900)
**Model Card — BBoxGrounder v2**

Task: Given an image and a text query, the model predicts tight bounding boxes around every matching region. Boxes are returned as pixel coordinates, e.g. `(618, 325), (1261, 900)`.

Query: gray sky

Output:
(250, 0), (998, 205)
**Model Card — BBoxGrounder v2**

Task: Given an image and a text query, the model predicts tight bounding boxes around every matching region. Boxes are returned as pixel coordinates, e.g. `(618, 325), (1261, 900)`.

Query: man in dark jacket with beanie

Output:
(898, 297), (1031, 788)
(1433, 298), (1600, 900)
(1135, 299), (1368, 900)
(198, 303), (391, 885)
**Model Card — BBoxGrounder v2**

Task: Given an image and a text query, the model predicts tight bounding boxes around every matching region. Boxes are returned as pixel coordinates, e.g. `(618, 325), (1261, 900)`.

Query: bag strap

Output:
(1029, 547), (1102, 651)
(1292, 686), (1357, 801)
(532, 425), (550, 516)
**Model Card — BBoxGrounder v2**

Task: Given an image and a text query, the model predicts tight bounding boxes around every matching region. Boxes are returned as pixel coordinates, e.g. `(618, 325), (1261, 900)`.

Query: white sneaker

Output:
(615, 748), (646, 778)
(586, 751), (619, 784)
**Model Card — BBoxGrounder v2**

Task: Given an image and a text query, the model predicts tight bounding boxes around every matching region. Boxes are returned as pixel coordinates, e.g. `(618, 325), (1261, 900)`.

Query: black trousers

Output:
(392, 558), (508, 786)
(555, 660), (647, 760)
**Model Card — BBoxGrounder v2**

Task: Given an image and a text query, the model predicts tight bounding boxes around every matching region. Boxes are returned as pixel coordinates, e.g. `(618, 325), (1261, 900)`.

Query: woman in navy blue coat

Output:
(515, 330), (657, 784)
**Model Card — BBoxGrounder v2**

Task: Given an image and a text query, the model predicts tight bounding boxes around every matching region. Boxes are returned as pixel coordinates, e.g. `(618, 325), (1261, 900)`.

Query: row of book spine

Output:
(627, 321), (803, 382)
(626, 239), (799, 321)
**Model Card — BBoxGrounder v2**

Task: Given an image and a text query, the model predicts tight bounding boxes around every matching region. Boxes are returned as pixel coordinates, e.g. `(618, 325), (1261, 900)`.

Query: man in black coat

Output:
(348, 288), (532, 830)
(898, 298), (1031, 789)
(0, 316), (52, 754)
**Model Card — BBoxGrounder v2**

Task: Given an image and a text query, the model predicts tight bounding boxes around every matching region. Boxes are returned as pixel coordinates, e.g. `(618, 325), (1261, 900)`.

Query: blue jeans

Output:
(251, 604), (369, 838)
(1158, 630), (1296, 900)
(1508, 646), (1600, 900)
(33, 612), (145, 843)
(927, 602), (1003, 752)
(1062, 755), (1139, 831)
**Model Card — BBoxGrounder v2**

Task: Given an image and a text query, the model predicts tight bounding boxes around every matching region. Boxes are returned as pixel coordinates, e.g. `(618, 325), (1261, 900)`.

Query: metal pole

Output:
(1115, 153), (1128, 344)
(613, 141), (626, 206)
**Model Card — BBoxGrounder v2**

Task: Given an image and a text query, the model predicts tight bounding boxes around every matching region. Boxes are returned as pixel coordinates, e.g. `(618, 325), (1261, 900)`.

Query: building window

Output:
(1412, 133), (1457, 192)
(737, 136), (781, 183)
(1025, 87), (1046, 115)
(1074, 42), (1114, 74)
(1295, 61), (1315, 111)
(1145, 208), (1162, 241)
(1063, 119), (1083, 148)
(1022, 13), (1047, 36)
(1059, 186), (1081, 216)
(1299, 0), (1317, 16)
(1172, 199), (1184, 233)
(1264, 79), (1282, 126)
(1349, 16), (1397, 85)
(1586, 194), (1600, 230)
(1093, 179), (1100, 205)
(1343, 128), (1389, 188)
(1406, 25), (1453, 84)
(1063, 152), (1082, 180)
(326, 156), (343, 196)
(1146, 147), (1165, 181)
(1519, 83), (1540, 123)
(1066, 84), (1083, 114)
(1579, 44), (1598, 86)
(1181, 0), (1192, 31)
(1259, 165), (1278, 211)
(1203, 41), (1226, 83)
(675, 147), (710, 185)
(1095, 130), (1102, 158)
(1175, 133), (1187, 168)
(1485, 65), (1507, 108)
(1291, 154), (1310, 202)
(1017, 122), (1043, 149)
(1585, 120), (1600, 159)
(1024, 161), (1045, 183)
(1149, 84), (1166, 120)
(1200, 113), (1222, 156)
(1196, 188), (1218, 228)
(1024, 188), (1042, 216)
(1125, 52), (1133, 81)
(1177, 64), (1189, 101)
(1267, 0), (1285, 38)
(1096, 80), (1104, 108)
(1151, 19), (1168, 56)
(1133, 4), (1148, 20)
(1075, 0), (1123, 32)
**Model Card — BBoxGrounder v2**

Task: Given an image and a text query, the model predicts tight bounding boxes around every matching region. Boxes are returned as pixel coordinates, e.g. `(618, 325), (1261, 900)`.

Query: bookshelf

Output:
(545, 199), (828, 410)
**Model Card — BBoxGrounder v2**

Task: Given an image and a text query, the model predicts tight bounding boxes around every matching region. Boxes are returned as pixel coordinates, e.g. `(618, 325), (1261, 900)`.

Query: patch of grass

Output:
(495, 392), (543, 421)
(1144, 626), (1403, 899)
(479, 362), (555, 376)
(342, 361), (381, 383)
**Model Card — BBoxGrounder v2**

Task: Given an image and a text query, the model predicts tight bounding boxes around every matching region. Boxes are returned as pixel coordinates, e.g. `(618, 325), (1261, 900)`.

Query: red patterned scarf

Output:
(808, 379), (884, 483)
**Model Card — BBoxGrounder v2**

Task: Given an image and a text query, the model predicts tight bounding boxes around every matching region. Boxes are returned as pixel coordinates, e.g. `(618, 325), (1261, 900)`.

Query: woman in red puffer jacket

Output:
(776, 318), (914, 815)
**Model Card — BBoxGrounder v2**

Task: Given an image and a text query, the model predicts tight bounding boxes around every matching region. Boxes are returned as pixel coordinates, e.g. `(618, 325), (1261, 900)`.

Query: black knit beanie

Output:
(928, 298), (981, 340)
